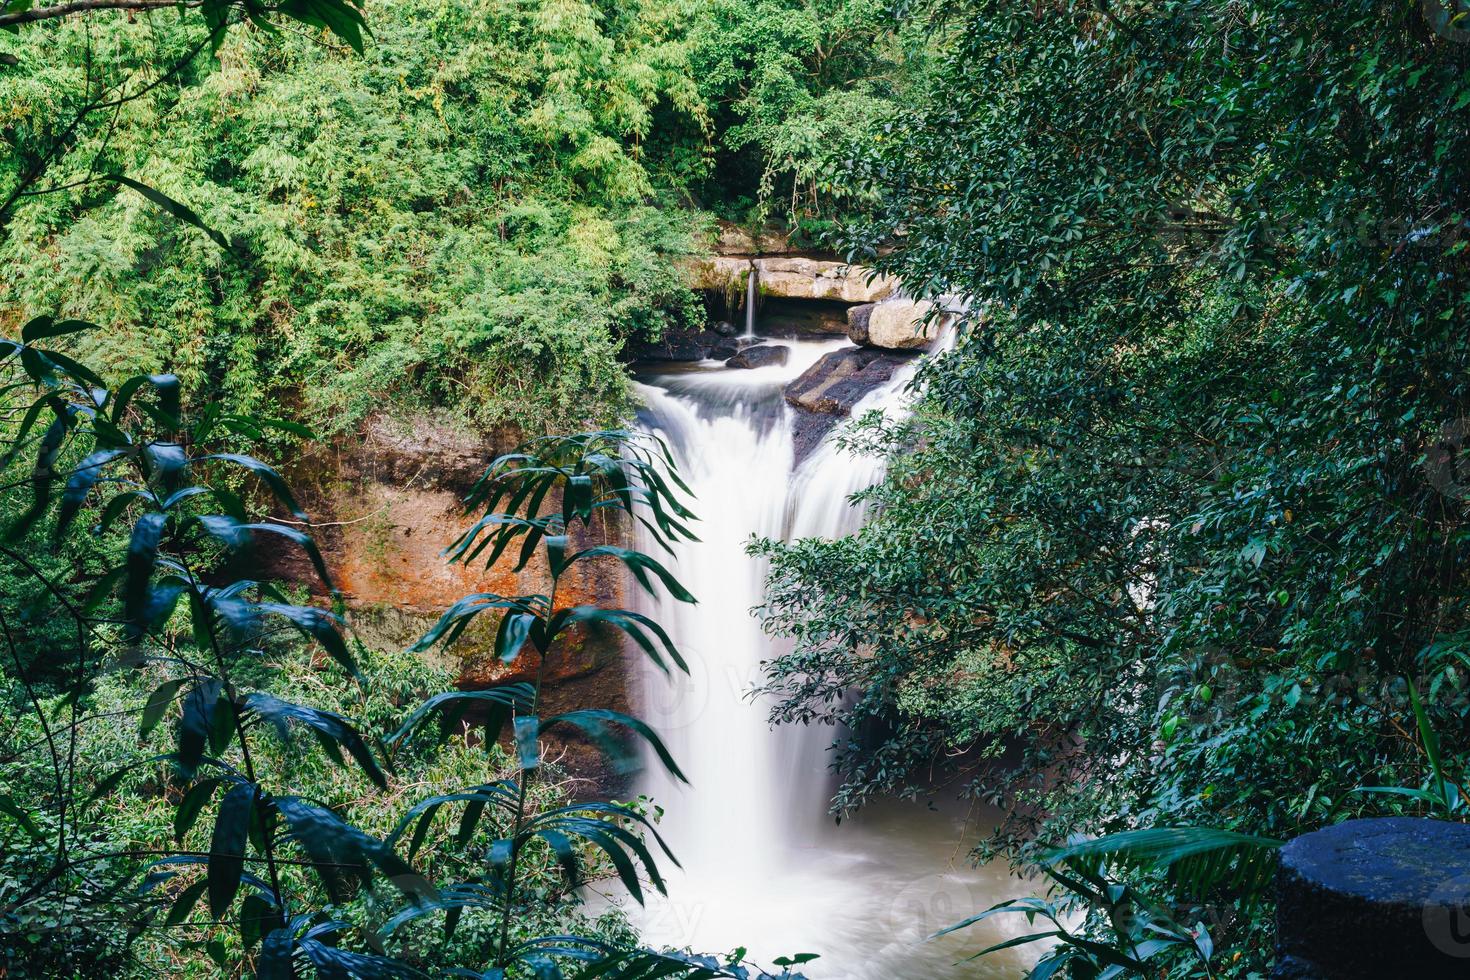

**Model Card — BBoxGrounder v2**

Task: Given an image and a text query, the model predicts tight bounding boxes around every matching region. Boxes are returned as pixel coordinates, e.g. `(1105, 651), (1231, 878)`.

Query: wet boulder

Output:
(785, 346), (913, 415)
(784, 346), (916, 461)
(710, 336), (761, 360)
(714, 221), (791, 255)
(726, 344), (790, 369)
(866, 298), (942, 350)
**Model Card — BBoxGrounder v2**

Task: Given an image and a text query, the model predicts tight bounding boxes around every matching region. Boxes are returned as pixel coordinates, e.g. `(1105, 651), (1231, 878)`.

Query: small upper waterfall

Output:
(614, 334), (1031, 979)
(742, 264), (758, 339)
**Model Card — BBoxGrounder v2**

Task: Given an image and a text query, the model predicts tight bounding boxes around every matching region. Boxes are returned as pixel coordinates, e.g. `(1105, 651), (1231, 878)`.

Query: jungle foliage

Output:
(0, 0), (912, 975)
(0, 0), (914, 437)
(11, 0), (1470, 974)
(0, 318), (817, 978)
(754, 0), (1470, 974)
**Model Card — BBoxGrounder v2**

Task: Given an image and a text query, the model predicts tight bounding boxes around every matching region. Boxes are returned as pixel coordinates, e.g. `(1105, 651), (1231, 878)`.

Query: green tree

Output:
(683, 0), (920, 233)
(1, 0), (718, 435)
(757, 0), (1470, 972)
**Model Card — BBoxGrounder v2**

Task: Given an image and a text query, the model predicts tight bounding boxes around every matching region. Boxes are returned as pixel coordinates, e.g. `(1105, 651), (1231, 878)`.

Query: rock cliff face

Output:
(664, 224), (943, 357)
(682, 254), (898, 305)
(265, 415), (632, 790)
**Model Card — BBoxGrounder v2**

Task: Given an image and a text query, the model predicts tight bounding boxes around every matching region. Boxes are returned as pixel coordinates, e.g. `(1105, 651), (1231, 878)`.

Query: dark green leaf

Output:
(541, 709), (686, 782)
(245, 693), (387, 789)
(515, 714), (539, 770)
(563, 546), (695, 603)
(0, 793), (43, 841)
(123, 512), (167, 631)
(55, 449), (126, 539)
(111, 374), (181, 426)
(174, 777), (221, 842)
(141, 677), (187, 738)
(178, 679), (222, 779)
(208, 781), (254, 918)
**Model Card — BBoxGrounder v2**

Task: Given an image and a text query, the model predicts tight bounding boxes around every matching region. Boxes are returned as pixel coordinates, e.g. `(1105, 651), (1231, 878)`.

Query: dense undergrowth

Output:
(1, 645), (635, 976)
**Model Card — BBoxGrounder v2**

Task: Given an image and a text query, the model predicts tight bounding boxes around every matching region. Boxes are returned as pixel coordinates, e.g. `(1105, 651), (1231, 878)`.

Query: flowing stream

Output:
(609, 335), (1035, 979)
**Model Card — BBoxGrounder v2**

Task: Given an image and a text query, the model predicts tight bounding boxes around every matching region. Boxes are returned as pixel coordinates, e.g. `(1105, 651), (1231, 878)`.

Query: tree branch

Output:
(0, 0), (200, 28)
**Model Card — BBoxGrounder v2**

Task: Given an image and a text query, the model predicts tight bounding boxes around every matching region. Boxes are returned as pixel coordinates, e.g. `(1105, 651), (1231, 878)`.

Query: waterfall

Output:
(616, 335), (1032, 980)
(742, 264), (758, 339)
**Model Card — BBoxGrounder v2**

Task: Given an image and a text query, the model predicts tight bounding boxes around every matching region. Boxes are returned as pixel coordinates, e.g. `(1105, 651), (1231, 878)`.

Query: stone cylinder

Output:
(1275, 817), (1470, 977)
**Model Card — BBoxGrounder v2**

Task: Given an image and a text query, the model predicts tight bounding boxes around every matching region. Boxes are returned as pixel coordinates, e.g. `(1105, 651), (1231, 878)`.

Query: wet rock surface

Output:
(847, 302), (874, 345)
(784, 346), (915, 461)
(785, 346), (915, 414)
(681, 254), (896, 305)
(726, 344), (790, 369)
(1275, 817), (1470, 978)
(678, 233), (894, 344)
(753, 256), (897, 303)
(712, 220), (792, 255)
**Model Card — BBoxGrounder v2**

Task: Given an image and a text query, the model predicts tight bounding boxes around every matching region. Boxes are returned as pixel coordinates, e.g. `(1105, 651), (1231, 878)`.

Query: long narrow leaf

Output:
(208, 781), (254, 918)
(541, 709), (687, 782)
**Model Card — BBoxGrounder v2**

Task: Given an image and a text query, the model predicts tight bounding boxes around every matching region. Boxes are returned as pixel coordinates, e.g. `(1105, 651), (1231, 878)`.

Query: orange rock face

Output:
(265, 414), (628, 693)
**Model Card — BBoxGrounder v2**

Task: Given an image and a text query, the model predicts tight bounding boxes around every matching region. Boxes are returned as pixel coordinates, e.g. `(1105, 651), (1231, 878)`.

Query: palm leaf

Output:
(1048, 827), (1283, 899)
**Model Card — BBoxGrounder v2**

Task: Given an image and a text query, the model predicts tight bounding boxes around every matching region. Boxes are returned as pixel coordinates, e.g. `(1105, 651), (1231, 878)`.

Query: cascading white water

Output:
(615, 336), (1032, 979)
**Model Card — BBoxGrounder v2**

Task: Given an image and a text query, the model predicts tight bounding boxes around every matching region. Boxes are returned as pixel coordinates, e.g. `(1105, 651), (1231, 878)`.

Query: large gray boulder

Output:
(866, 298), (941, 349)
(1275, 817), (1470, 977)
